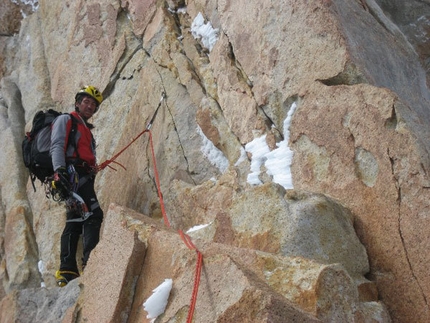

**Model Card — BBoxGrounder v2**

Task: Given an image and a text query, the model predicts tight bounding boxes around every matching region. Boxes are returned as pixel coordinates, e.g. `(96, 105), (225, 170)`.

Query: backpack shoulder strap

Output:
(66, 113), (80, 159)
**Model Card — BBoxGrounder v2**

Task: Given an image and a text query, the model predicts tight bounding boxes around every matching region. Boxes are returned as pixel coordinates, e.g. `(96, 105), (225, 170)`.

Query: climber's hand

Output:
(53, 167), (71, 196)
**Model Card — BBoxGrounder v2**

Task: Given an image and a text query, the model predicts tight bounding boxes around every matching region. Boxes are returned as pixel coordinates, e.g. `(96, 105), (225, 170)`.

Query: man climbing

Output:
(51, 85), (104, 287)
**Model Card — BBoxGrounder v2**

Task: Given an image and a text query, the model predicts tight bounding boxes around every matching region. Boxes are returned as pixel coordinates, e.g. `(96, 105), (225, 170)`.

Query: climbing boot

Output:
(55, 270), (80, 287)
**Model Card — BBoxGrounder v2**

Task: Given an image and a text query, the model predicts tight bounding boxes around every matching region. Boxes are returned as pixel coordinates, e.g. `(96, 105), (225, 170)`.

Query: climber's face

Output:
(76, 96), (98, 120)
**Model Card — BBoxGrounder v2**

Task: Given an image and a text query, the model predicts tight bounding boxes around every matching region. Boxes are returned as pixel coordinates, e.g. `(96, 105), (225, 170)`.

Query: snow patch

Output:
(143, 279), (173, 322)
(245, 102), (298, 189)
(234, 146), (248, 166)
(245, 135), (270, 185)
(187, 222), (212, 233)
(191, 12), (219, 52)
(177, 7), (187, 15)
(197, 125), (229, 173)
(38, 260), (46, 288)
(11, 0), (39, 13)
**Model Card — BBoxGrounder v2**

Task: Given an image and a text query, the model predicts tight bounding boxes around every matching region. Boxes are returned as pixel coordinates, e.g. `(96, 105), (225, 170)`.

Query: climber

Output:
(51, 85), (104, 287)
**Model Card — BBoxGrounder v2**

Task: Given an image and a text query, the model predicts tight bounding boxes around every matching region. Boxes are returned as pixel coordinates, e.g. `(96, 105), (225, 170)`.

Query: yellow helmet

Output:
(75, 85), (103, 105)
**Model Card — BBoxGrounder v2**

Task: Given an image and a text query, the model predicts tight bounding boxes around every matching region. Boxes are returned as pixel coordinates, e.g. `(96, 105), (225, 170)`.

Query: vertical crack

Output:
(144, 48), (197, 185)
(388, 148), (428, 307)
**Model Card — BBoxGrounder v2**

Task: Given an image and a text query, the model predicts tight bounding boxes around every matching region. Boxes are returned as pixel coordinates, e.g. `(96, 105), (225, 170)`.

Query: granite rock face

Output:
(372, 0), (430, 84)
(0, 0), (429, 322)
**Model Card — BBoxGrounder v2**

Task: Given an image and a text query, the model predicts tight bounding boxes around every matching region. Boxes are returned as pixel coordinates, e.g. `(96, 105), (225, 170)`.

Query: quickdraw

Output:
(94, 92), (166, 173)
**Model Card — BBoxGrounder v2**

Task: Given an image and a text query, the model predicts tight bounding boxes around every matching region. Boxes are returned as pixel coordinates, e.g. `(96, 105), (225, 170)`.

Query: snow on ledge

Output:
(191, 12), (219, 52)
(197, 125), (229, 173)
(143, 279), (173, 323)
(245, 102), (298, 189)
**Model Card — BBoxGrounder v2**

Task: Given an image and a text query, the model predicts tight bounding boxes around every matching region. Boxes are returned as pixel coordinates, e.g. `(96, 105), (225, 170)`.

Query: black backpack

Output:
(22, 109), (78, 191)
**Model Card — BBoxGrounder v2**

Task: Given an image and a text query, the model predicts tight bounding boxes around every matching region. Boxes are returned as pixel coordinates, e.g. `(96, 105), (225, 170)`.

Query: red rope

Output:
(147, 131), (170, 227)
(187, 250), (203, 323)
(147, 132), (202, 323)
(178, 230), (203, 323)
(95, 129), (148, 172)
(98, 128), (202, 322)
(179, 230), (198, 250)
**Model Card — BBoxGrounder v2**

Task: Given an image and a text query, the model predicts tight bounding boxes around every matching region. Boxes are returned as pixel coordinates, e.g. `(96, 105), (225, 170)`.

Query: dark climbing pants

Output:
(60, 174), (103, 273)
